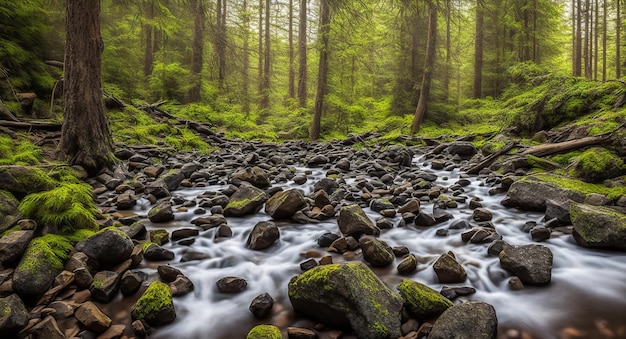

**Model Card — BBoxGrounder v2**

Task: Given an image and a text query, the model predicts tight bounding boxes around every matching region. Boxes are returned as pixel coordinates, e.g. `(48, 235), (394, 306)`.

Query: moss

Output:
(527, 173), (626, 200)
(18, 182), (98, 234)
(17, 234), (73, 276)
(370, 321), (389, 337)
(149, 229), (169, 245)
(571, 147), (624, 182)
(246, 324), (281, 339)
(132, 281), (174, 320)
(142, 241), (157, 252)
(397, 279), (452, 319)
(66, 229), (96, 244)
(0, 135), (42, 166)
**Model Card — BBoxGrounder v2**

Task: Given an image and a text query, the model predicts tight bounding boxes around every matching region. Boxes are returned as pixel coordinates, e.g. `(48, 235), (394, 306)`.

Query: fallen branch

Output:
(0, 119), (62, 131)
(521, 135), (609, 157)
(466, 142), (518, 174)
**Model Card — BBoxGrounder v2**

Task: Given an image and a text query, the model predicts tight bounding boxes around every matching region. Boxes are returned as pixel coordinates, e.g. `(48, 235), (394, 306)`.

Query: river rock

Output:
(13, 238), (62, 295)
(148, 201), (175, 223)
(162, 170), (185, 191)
(249, 292), (274, 319)
(0, 166), (56, 198)
(169, 274), (194, 297)
(317, 232), (340, 247)
(143, 243), (175, 261)
(233, 166), (270, 188)
(505, 174), (585, 210)
(545, 199), (572, 225)
(337, 204), (379, 237)
(0, 230), (33, 266)
(427, 301), (497, 339)
(23, 315), (64, 339)
(472, 208), (493, 221)
(359, 235), (394, 267)
(90, 270), (120, 303)
(0, 190), (20, 233)
(571, 203), (626, 250)
(75, 228), (134, 268)
(0, 294), (28, 335)
(499, 244), (553, 285)
(115, 190), (136, 210)
(287, 327), (317, 339)
(75, 301), (112, 333)
(307, 154), (330, 166)
(247, 324), (281, 339)
(131, 281), (176, 326)
(223, 184), (267, 216)
(370, 198), (395, 214)
(265, 188), (306, 219)
(397, 254), (417, 275)
(157, 264), (182, 282)
(398, 200), (420, 214)
(216, 276), (247, 293)
(414, 212), (437, 227)
(120, 270), (143, 296)
(446, 142), (477, 157)
(313, 177), (339, 195)
(396, 279), (453, 319)
(247, 221), (280, 250)
(288, 262), (403, 339)
(433, 252), (466, 283)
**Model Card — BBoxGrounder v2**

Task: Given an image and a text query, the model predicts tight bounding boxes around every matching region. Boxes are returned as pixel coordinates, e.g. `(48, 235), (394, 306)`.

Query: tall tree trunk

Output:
(603, 0), (607, 81)
(572, 0), (576, 75)
(575, 0), (582, 76)
(258, 0), (271, 116)
(618, 0), (622, 78)
(61, 0), (115, 175)
(215, 0), (226, 87)
(143, 0), (154, 77)
(288, 0), (295, 99)
(411, 0), (437, 134)
(584, 0), (590, 78)
(473, 0), (484, 98)
(444, 0), (451, 101)
(297, 0), (308, 107)
(258, 0), (264, 97)
(310, 0), (330, 140)
(242, 0), (251, 115)
(187, 0), (204, 103)
(594, 0), (598, 80)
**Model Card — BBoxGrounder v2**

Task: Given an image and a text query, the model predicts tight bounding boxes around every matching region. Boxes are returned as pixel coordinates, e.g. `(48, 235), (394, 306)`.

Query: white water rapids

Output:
(128, 156), (626, 339)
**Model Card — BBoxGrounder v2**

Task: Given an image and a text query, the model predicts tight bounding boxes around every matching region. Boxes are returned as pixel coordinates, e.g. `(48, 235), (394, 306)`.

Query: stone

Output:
(398, 200), (420, 214)
(571, 203), (626, 250)
(0, 294), (28, 335)
(90, 271), (120, 303)
(472, 208), (493, 222)
(148, 201), (175, 223)
(24, 315), (64, 339)
(171, 228), (199, 240)
(120, 270), (144, 296)
(96, 324), (125, 339)
(247, 221), (280, 250)
(313, 178), (339, 195)
(180, 250), (210, 262)
(396, 279), (453, 319)
(0, 190), (20, 234)
(13, 238), (63, 295)
(247, 324), (282, 339)
(414, 212), (437, 227)
(370, 198), (395, 213)
(143, 243), (175, 261)
(233, 166), (270, 188)
(446, 142), (477, 157)
(75, 228), (134, 268)
(317, 232), (340, 247)
(307, 155), (330, 166)
(169, 274), (194, 297)
(149, 229), (170, 245)
(131, 281), (176, 326)
(116, 190), (136, 210)
(0, 230), (33, 266)
(505, 175), (585, 210)
(439, 286), (476, 300)
(300, 258), (318, 271)
(75, 301), (112, 333)
(265, 189), (307, 219)
(545, 199), (572, 225)
(337, 204), (379, 237)
(499, 244), (553, 285)
(397, 254), (418, 275)
(530, 226), (551, 242)
(0, 166), (56, 198)
(433, 252), (466, 283)
(288, 262), (403, 339)
(427, 301), (497, 339)
(162, 170), (185, 191)
(157, 265), (182, 282)
(249, 292), (274, 319)
(359, 235), (394, 267)
(287, 327), (318, 339)
(216, 276), (248, 293)
(223, 184), (267, 217)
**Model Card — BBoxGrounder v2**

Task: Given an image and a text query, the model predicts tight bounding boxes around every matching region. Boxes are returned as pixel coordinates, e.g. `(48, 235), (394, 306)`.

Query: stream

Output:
(128, 155), (626, 339)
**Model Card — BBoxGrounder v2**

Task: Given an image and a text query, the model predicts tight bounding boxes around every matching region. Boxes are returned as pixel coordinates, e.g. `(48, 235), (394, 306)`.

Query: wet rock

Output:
(162, 170), (185, 191)
(25, 315), (64, 339)
(223, 184), (267, 217)
(370, 198), (395, 214)
(487, 239), (511, 256)
(216, 276), (247, 293)
(144, 181), (170, 199)
(336, 158), (351, 171)
(247, 221), (280, 250)
(396, 279), (453, 319)
(169, 274), (194, 297)
(571, 203), (626, 250)
(288, 262), (403, 339)
(545, 199), (572, 224)
(433, 252), (466, 283)
(249, 292), (274, 319)
(180, 250), (210, 262)
(216, 224), (233, 238)
(247, 324), (282, 339)
(307, 154), (330, 166)
(313, 177), (339, 195)
(439, 286), (476, 300)
(530, 226), (551, 242)
(505, 175), (585, 210)
(472, 208), (493, 221)
(337, 204), (379, 237)
(0, 230), (33, 266)
(149, 229), (170, 245)
(148, 201), (175, 223)
(0, 294), (28, 335)
(508, 276), (525, 290)
(13, 238), (63, 295)
(116, 190), (136, 210)
(75, 301), (112, 333)
(265, 189), (307, 219)
(143, 243), (175, 261)
(499, 244), (553, 285)
(359, 235), (394, 267)
(414, 212), (436, 227)
(448, 220), (469, 230)
(120, 270), (143, 296)
(398, 200), (420, 214)
(171, 228), (199, 240)
(287, 327), (318, 339)
(446, 142), (477, 157)
(428, 301), (497, 339)
(157, 264), (182, 282)
(131, 281), (176, 326)
(75, 228), (134, 268)
(432, 208), (453, 223)
(0, 191), (20, 234)
(300, 258), (318, 271)
(90, 271), (120, 303)
(376, 218), (394, 230)
(318, 232), (341, 248)
(233, 166), (270, 188)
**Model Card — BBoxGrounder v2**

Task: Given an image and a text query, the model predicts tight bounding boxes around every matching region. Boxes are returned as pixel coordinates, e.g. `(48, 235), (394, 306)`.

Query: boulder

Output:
(446, 142), (477, 157)
(265, 189), (306, 219)
(370, 199), (395, 214)
(75, 227), (134, 268)
(313, 178), (339, 195)
(131, 281), (176, 326)
(13, 237), (64, 295)
(505, 175), (585, 211)
(433, 252), (467, 283)
(216, 276), (248, 293)
(246, 324), (281, 339)
(428, 301), (497, 339)
(288, 262), (403, 339)
(90, 271), (120, 303)
(337, 204), (379, 237)
(148, 201), (175, 223)
(223, 185), (267, 217)
(0, 166), (56, 198)
(24, 315), (64, 339)
(396, 279), (452, 319)
(115, 190), (136, 210)
(0, 294), (28, 335)
(169, 274), (194, 297)
(120, 270), (143, 296)
(397, 254), (418, 275)
(571, 203), (626, 250)
(75, 301), (112, 333)
(161, 170), (185, 191)
(0, 190), (20, 233)
(499, 244), (553, 285)
(247, 221), (280, 250)
(359, 236), (394, 267)
(143, 243), (175, 261)
(249, 292), (274, 319)
(233, 166), (270, 188)
(0, 230), (34, 266)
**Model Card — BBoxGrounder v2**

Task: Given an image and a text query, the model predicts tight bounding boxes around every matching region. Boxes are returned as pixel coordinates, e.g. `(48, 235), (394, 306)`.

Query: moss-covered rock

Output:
(246, 324), (281, 339)
(428, 301), (497, 339)
(396, 279), (452, 319)
(131, 281), (176, 326)
(571, 203), (626, 251)
(337, 204), (379, 237)
(571, 148), (624, 182)
(13, 234), (72, 295)
(0, 294), (28, 335)
(288, 262), (402, 339)
(505, 174), (586, 210)
(75, 227), (134, 268)
(0, 166), (56, 198)
(224, 184), (267, 217)
(264, 188), (306, 219)
(0, 190), (20, 234)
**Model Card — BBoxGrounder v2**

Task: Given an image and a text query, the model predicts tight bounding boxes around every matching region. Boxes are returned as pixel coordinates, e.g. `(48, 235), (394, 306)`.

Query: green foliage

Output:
(20, 234), (73, 273)
(66, 229), (96, 244)
(19, 182), (99, 234)
(132, 281), (174, 320)
(570, 148), (624, 183)
(149, 62), (192, 103)
(0, 134), (42, 165)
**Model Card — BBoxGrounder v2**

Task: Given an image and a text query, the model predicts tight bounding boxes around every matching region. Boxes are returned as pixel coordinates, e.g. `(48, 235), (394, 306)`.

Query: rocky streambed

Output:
(1, 134), (626, 339)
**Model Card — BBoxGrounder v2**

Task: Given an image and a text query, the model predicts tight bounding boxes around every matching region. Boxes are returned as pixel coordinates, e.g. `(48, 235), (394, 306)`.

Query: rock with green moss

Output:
(265, 188), (306, 219)
(148, 201), (174, 223)
(571, 148), (624, 183)
(0, 230), (34, 266)
(0, 166), (56, 199)
(0, 294), (28, 335)
(571, 203), (626, 250)
(246, 324), (281, 339)
(396, 279), (452, 319)
(337, 204), (379, 237)
(359, 235), (394, 267)
(505, 174), (586, 210)
(428, 301), (497, 339)
(0, 190), (20, 234)
(13, 235), (72, 295)
(75, 227), (134, 269)
(224, 184), (268, 217)
(288, 262), (402, 339)
(131, 281), (176, 326)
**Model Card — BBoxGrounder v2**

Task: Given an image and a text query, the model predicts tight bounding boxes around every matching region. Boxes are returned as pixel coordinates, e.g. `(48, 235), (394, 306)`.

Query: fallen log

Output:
(521, 135), (609, 157)
(0, 119), (62, 131)
(466, 142), (518, 175)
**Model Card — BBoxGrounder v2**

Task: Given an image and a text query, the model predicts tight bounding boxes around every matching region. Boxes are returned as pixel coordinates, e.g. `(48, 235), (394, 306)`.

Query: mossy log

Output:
(521, 135), (609, 157)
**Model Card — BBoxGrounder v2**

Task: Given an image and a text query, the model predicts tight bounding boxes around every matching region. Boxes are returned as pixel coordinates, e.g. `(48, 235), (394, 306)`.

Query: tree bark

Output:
(215, 0), (226, 87)
(288, 0), (295, 99)
(297, 0), (308, 108)
(258, 0), (264, 97)
(473, 0), (484, 98)
(242, 0), (251, 115)
(310, 0), (330, 140)
(574, 0), (582, 76)
(411, 0), (437, 134)
(60, 0), (115, 175)
(602, 0), (607, 81)
(617, 0), (621, 78)
(258, 0), (271, 120)
(522, 136), (609, 157)
(187, 0), (205, 103)
(444, 0), (451, 101)
(143, 0), (154, 77)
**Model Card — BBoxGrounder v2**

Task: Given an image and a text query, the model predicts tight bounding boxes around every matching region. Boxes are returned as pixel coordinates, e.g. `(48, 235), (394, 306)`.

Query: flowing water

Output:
(130, 156), (626, 339)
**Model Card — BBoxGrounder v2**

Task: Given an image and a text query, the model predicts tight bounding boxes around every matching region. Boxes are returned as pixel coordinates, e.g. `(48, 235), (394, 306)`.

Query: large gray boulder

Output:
(288, 262), (403, 339)
(264, 189), (306, 219)
(571, 203), (626, 250)
(499, 244), (553, 285)
(147, 201), (175, 223)
(75, 228), (134, 268)
(505, 174), (585, 210)
(0, 294), (28, 335)
(0, 166), (56, 198)
(223, 184), (267, 217)
(428, 301), (497, 339)
(246, 221), (280, 250)
(13, 238), (63, 295)
(337, 204), (379, 237)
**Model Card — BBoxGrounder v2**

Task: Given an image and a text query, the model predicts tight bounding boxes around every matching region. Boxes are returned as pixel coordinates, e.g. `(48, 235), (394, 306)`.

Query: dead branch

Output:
(466, 142), (518, 174)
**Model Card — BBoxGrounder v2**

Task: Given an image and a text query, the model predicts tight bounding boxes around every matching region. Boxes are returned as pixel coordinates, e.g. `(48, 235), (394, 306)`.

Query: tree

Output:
(187, 0), (205, 102)
(310, 0), (330, 140)
(288, 0), (295, 99)
(297, 0), (308, 107)
(411, 0), (437, 133)
(473, 0), (484, 98)
(60, 0), (115, 175)
(242, 0), (251, 114)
